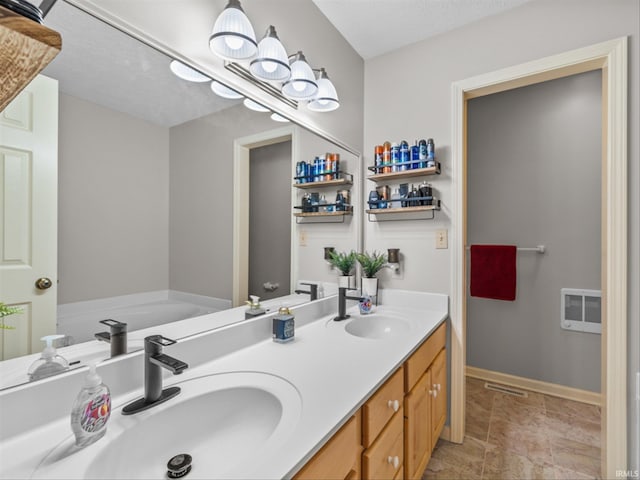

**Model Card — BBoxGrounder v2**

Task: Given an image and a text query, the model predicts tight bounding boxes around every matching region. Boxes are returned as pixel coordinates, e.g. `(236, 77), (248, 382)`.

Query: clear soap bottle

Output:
(70, 363), (111, 447)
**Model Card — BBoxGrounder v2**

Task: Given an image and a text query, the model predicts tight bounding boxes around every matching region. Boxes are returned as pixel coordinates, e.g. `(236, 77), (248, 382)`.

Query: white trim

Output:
(466, 366), (601, 406)
(451, 37), (627, 478)
(232, 126), (295, 307)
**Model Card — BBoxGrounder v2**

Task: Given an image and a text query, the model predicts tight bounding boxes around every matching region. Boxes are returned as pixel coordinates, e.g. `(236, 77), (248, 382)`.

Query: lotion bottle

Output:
(70, 363), (111, 447)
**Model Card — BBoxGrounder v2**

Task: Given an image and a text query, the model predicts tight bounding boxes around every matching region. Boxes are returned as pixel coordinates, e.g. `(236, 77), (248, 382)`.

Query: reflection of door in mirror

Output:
(249, 141), (292, 301)
(0, 75), (58, 360)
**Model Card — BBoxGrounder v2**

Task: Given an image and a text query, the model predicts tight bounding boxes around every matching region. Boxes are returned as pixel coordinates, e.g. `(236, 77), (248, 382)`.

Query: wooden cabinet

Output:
(403, 322), (447, 480)
(0, 6), (61, 111)
(294, 322), (447, 480)
(294, 414), (362, 480)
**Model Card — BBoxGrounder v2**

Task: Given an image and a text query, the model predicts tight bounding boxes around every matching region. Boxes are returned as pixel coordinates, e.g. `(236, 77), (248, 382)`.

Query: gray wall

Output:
(466, 71), (601, 392)
(57, 93), (170, 304)
(249, 141), (292, 300)
(362, 0), (639, 465)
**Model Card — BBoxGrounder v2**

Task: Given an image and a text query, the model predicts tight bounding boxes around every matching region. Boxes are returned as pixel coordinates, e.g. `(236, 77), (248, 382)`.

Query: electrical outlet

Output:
(299, 230), (307, 246)
(436, 229), (448, 249)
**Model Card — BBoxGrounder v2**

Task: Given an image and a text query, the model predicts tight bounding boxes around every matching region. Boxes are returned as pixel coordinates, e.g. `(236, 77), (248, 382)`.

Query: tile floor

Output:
(424, 377), (601, 479)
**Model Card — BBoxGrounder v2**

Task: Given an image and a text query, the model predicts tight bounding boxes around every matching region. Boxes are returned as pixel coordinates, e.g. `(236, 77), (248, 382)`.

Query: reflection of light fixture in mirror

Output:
(250, 26), (291, 82)
(387, 248), (401, 274)
(169, 60), (210, 82)
(308, 68), (339, 112)
(243, 98), (270, 112)
(209, 0), (257, 61)
(282, 51), (318, 101)
(324, 247), (335, 264)
(210, 80), (243, 99)
(270, 113), (289, 123)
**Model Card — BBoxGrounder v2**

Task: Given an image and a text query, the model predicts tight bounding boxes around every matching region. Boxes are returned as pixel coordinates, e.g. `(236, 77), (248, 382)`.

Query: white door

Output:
(0, 75), (58, 360)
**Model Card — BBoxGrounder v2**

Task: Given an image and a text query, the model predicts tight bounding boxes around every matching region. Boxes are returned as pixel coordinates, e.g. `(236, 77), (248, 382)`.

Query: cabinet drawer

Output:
(363, 410), (404, 480)
(404, 322), (446, 392)
(363, 367), (404, 448)
(294, 414), (362, 480)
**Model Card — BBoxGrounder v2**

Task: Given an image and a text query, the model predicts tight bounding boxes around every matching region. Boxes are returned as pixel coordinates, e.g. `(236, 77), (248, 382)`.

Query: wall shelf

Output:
(0, 6), (62, 111)
(365, 203), (440, 222)
(293, 172), (353, 189)
(293, 211), (352, 224)
(367, 163), (440, 182)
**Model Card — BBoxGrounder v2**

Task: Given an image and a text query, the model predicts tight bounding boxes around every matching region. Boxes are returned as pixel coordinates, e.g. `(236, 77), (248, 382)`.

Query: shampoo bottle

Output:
(71, 363), (111, 447)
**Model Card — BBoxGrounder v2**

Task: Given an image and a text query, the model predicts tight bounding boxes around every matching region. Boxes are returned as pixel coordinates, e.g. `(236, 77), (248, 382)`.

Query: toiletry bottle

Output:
(71, 363), (111, 447)
(27, 335), (70, 381)
(273, 307), (295, 343)
(319, 194), (328, 213)
(245, 295), (266, 319)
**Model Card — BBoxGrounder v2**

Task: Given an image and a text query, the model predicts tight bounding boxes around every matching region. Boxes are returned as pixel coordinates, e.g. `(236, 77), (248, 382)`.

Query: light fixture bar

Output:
(225, 61), (298, 109)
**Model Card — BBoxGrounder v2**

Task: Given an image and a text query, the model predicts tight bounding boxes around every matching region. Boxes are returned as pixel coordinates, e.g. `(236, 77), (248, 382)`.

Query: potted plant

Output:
(328, 250), (357, 288)
(356, 250), (388, 296)
(0, 302), (22, 330)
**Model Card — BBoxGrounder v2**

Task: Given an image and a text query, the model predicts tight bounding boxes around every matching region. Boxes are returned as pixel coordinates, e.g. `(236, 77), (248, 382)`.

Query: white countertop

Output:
(0, 289), (448, 479)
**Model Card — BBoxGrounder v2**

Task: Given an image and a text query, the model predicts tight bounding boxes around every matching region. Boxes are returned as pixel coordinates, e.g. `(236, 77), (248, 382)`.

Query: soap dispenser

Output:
(70, 362), (111, 447)
(245, 295), (266, 319)
(27, 335), (70, 381)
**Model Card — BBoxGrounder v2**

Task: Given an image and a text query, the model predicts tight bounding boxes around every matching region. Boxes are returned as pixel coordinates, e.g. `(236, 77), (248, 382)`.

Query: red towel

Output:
(470, 245), (517, 301)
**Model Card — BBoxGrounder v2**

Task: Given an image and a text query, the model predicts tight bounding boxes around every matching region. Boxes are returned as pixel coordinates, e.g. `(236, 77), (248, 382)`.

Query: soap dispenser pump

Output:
(245, 295), (266, 319)
(27, 335), (70, 381)
(70, 362), (111, 447)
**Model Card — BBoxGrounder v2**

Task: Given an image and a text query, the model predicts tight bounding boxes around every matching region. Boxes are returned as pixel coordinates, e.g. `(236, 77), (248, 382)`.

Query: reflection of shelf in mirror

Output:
(294, 211), (352, 217)
(365, 203), (440, 222)
(367, 163), (440, 182)
(293, 172), (353, 188)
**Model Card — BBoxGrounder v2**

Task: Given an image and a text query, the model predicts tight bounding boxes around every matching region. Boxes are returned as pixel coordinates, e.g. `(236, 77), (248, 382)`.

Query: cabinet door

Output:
(430, 349), (447, 447)
(403, 369), (431, 480)
(294, 415), (362, 480)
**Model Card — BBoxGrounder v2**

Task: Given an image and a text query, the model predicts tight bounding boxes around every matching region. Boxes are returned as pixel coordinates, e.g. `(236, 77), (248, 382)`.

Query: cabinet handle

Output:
(387, 399), (400, 412)
(387, 456), (400, 469)
(434, 383), (441, 392)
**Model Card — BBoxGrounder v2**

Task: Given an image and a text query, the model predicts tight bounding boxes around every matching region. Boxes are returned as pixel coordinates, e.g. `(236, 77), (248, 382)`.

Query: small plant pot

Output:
(338, 275), (355, 289)
(361, 277), (378, 297)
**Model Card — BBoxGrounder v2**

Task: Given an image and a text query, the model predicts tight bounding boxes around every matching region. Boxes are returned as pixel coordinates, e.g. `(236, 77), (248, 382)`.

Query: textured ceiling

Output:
(312, 0), (532, 59)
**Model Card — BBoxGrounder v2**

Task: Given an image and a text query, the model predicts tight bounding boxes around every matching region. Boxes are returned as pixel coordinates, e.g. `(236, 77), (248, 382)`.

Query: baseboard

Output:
(465, 366), (601, 406)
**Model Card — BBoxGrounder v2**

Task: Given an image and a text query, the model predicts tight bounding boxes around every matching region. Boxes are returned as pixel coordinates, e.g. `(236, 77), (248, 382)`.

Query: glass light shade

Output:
(308, 69), (340, 112)
(209, 0), (257, 61)
(270, 113), (290, 123)
(169, 60), (210, 82)
(243, 98), (270, 112)
(250, 26), (291, 82)
(210, 80), (243, 99)
(281, 52), (318, 101)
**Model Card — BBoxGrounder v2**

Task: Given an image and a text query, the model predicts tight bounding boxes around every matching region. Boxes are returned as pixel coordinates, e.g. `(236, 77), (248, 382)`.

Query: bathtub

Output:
(57, 291), (230, 344)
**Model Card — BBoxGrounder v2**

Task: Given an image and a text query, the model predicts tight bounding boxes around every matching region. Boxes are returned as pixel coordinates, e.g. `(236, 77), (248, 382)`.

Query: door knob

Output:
(35, 277), (52, 290)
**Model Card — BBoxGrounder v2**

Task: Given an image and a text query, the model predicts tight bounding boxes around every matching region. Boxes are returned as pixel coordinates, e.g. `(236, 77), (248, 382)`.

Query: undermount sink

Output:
(33, 371), (302, 479)
(344, 313), (411, 339)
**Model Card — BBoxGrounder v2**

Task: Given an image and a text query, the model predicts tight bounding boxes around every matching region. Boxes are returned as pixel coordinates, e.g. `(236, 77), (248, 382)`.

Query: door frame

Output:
(449, 37), (628, 478)
(232, 126), (296, 307)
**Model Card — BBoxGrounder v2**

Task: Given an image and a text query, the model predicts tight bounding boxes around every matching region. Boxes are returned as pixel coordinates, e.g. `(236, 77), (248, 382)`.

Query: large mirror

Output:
(0, 0), (361, 389)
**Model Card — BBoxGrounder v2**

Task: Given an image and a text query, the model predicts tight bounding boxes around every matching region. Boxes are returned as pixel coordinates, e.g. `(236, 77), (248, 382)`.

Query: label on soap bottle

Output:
(81, 393), (111, 433)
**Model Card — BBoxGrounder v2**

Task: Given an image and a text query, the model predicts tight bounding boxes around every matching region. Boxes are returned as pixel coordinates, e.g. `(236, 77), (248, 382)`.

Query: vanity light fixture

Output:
(270, 112), (289, 123)
(243, 98), (270, 112)
(169, 60), (210, 83)
(250, 26), (291, 82)
(308, 68), (339, 112)
(282, 51), (318, 101)
(209, 0), (257, 61)
(210, 80), (244, 99)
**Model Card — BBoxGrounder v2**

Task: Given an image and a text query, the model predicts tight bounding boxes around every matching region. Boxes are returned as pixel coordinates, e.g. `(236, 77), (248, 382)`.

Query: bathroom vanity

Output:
(0, 290), (448, 479)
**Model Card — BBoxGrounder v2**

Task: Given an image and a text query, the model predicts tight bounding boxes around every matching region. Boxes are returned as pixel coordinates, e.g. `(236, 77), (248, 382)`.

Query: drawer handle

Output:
(387, 399), (400, 412)
(387, 456), (400, 469)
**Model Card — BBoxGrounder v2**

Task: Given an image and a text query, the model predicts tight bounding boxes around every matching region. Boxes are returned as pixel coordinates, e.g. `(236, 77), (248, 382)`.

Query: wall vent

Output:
(484, 382), (528, 397)
(561, 288), (601, 334)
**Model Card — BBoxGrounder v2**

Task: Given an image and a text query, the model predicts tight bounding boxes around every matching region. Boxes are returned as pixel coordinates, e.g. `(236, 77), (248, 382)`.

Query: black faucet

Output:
(94, 319), (128, 357)
(122, 335), (188, 415)
(294, 282), (319, 301)
(334, 287), (363, 321)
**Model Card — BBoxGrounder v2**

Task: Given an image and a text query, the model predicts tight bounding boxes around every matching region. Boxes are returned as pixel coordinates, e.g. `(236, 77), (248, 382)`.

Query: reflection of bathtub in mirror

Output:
(0, 283), (336, 391)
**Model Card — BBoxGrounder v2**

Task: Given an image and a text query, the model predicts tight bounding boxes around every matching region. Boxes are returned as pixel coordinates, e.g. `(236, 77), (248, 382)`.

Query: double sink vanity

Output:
(0, 289), (448, 479)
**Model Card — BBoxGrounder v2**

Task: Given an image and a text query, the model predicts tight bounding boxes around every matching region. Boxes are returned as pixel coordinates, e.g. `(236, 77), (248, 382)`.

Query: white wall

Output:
(363, 0), (639, 467)
(57, 93), (170, 304)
